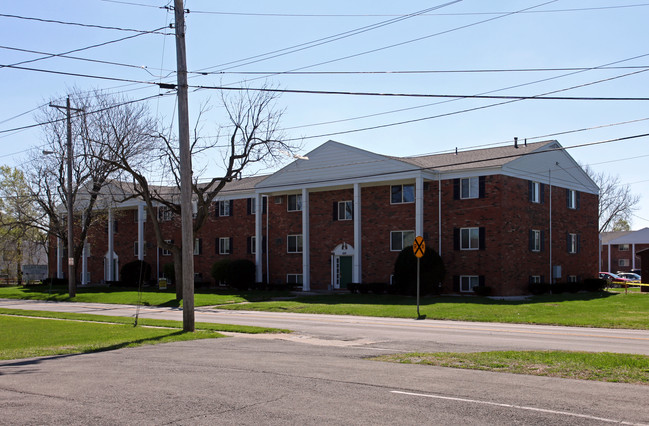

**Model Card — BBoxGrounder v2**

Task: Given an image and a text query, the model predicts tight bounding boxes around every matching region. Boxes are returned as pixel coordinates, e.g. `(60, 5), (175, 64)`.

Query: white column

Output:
(137, 203), (144, 260)
(107, 208), (114, 281)
(56, 237), (63, 279)
(632, 243), (636, 269)
(416, 175), (424, 237)
(353, 183), (362, 283)
(302, 188), (310, 291)
(255, 193), (263, 283)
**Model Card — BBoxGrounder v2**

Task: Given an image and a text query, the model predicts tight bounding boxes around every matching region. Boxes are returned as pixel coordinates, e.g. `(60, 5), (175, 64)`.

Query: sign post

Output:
(413, 236), (426, 319)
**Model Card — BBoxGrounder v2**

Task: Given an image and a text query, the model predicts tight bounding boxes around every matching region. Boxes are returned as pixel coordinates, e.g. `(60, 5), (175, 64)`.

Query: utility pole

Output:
(49, 97), (83, 298)
(174, 0), (195, 332)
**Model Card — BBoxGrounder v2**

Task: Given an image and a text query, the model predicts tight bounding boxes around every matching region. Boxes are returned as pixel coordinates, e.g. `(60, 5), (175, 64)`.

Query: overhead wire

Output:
(190, 3), (649, 17)
(1, 26), (169, 69)
(192, 1), (462, 74)
(216, 0), (559, 86)
(0, 13), (169, 34)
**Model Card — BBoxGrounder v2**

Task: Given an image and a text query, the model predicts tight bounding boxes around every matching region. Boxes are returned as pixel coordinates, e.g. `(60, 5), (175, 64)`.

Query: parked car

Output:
(599, 272), (632, 286)
(617, 272), (641, 283)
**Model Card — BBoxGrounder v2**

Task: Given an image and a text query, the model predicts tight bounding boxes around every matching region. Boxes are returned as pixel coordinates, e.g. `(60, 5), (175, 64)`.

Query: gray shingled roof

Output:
(396, 140), (556, 171)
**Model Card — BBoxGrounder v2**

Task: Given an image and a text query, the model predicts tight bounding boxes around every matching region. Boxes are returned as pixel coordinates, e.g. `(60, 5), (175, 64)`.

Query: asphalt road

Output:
(1, 299), (649, 425)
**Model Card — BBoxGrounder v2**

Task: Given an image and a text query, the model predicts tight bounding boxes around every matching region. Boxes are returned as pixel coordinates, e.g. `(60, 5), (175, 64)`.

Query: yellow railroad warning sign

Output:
(413, 236), (425, 258)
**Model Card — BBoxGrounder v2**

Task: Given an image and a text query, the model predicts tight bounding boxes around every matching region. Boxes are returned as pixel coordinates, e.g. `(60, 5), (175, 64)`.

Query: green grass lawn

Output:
(372, 351), (649, 385)
(0, 284), (289, 307)
(1, 285), (648, 329)
(0, 314), (223, 360)
(216, 292), (649, 329)
(0, 308), (288, 360)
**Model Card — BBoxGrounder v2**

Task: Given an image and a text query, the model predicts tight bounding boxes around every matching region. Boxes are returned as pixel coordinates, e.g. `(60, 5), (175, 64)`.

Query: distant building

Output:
(49, 139), (599, 296)
(600, 227), (649, 273)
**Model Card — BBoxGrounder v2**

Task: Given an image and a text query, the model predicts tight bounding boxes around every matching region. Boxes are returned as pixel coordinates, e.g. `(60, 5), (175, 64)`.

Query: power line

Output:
(278, 53), (649, 132)
(219, 0), (558, 86)
(190, 83), (649, 101)
(0, 93), (170, 135)
(155, 3), (649, 17)
(0, 45), (167, 75)
(193, 1), (462, 74)
(1, 26), (169, 70)
(0, 13), (169, 34)
(210, 65), (649, 76)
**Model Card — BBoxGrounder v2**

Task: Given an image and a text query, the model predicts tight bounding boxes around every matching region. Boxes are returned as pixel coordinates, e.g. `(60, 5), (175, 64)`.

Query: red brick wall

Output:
(50, 174), (599, 297)
(600, 243), (648, 273)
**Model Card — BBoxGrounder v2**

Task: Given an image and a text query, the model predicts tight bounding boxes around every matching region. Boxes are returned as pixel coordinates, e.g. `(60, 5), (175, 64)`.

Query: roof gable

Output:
(256, 140), (417, 191)
(605, 227), (649, 244)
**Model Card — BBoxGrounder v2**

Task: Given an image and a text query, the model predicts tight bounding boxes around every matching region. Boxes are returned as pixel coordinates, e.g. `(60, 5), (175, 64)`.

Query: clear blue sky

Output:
(1, 0), (648, 229)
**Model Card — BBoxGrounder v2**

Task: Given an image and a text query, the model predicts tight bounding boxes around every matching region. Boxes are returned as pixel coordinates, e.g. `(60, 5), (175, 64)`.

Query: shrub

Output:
(583, 278), (607, 292)
(210, 259), (232, 286)
(348, 282), (387, 294)
(393, 246), (445, 296)
(227, 259), (256, 291)
(528, 281), (550, 295)
(120, 260), (152, 287)
(473, 285), (492, 297)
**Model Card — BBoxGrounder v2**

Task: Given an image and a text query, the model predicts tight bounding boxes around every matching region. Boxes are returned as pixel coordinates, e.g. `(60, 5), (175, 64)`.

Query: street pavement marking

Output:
(390, 391), (648, 425)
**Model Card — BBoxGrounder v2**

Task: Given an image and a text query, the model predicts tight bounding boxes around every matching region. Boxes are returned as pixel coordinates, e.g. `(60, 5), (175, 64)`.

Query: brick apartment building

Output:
(599, 227), (649, 273)
(49, 139), (599, 296)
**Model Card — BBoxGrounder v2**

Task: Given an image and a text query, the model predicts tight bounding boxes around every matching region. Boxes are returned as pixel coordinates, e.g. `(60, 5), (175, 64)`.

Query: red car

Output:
(599, 272), (632, 285)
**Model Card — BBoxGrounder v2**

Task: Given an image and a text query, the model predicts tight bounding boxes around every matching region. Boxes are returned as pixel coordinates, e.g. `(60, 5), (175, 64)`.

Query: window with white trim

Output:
(531, 230), (541, 252)
(250, 236), (256, 255)
(158, 206), (173, 222)
(219, 237), (231, 255)
(287, 234), (303, 253)
(568, 275), (578, 283)
(530, 275), (541, 284)
(218, 200), (231, 217)
(460, 276), (479, 292)
(568, 233), (579, 254)
(461, 177), (479, 199)
(390, 230), (415, 251)
(193, 238), (202, 255)
(530, 181), (541, 203)
(287, 194), (302, 212)
(391, 184), (415, 204)
(162, 240), (172, 256)
(567, 189), (577, 209)
(619, 244), (630, 251)
(337, 201), (353, 220)
(619, 258), (630, 267)
(460, 227), (480, 250)
(287, 274), (303, 285)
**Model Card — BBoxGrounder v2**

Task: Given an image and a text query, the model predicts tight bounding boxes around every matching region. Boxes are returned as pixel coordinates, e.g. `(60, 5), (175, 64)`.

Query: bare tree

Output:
(0, 166), (48, 284)
(584, 165), (640, 233)
(23, 88), (157, 289)
(101, 86), (296, 299)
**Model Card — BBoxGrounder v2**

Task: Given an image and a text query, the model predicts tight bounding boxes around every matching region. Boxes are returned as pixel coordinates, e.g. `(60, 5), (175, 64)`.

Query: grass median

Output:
(372, 350), (649, 385)
(1, 284), (647, 329)
(0, 308), (289, 360)
(216, 291), (649, 329)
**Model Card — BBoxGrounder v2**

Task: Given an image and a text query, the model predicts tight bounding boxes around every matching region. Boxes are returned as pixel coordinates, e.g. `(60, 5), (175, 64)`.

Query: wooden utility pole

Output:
(49, 97), (83, 298)
(174, 0), (195, 331)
